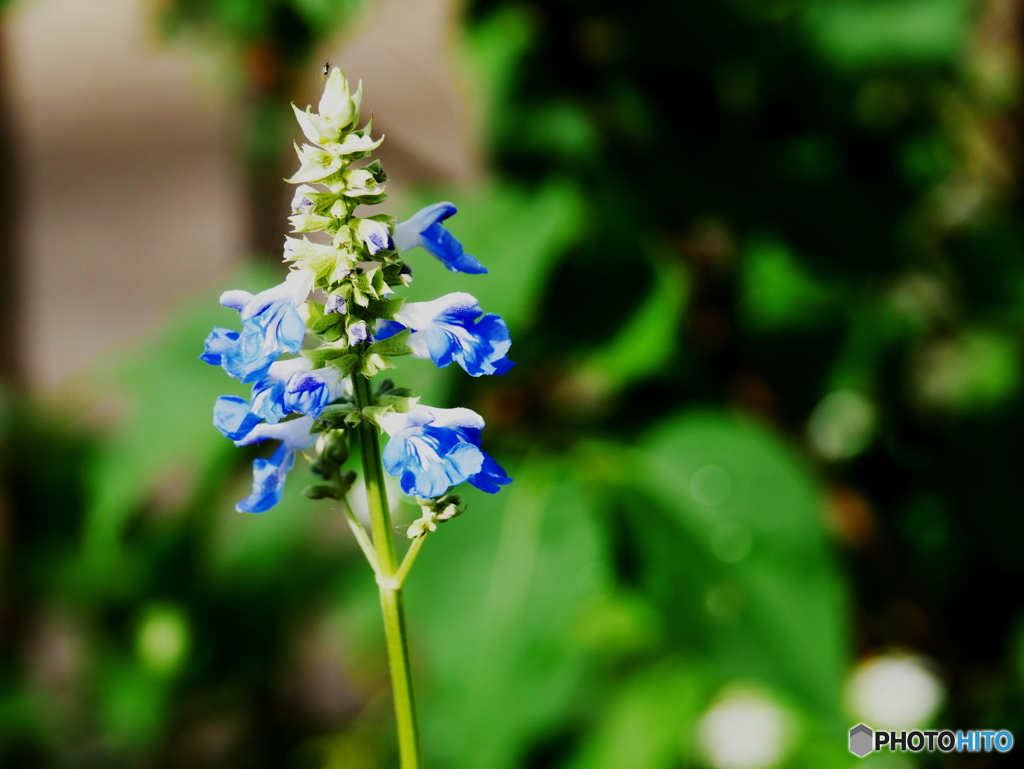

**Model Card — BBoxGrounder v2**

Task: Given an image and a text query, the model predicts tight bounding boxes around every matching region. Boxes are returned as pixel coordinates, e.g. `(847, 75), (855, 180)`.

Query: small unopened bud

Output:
(303, 484), (337, 500)
(291, 185), (317, 213)
(347, 320), (372, 345)
(407, 517), (438, 539)
(437, 502), (462, 521)
(406, 494), (466, 538)
(432, 494), (464, 520)
(324, 293), (348, 315)
(322, 429), (350, 465)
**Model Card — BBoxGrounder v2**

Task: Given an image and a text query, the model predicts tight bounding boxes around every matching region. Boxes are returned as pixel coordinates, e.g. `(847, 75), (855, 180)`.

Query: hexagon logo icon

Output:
(849, 724), (874, 757)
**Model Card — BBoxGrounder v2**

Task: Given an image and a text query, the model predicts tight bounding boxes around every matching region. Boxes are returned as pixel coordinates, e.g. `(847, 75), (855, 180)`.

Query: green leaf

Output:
(79, 271), (275, 579)
(359, 353), (395, 378)
(304, 345), (351, 368)
(584, 255), (688, 390)
(630, 411), (849, 715)
(567, 661), (711, 769)
(739, 236), (837, 331)
(406, 456), (603, 769)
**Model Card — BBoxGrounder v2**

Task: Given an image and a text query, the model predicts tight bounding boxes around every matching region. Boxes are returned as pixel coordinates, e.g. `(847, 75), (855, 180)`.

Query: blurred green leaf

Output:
(631, 412), (848, 715)
(406, 456), (603, 769)
(911, 327), (1021, 412)
(461, 5), (535, 147)
(568, 660), (710, 769)
(96, 659), (166, 748)
(585, 255), (688, 390)
(805, 0), (967, 68)
(740, 236), (836, 331)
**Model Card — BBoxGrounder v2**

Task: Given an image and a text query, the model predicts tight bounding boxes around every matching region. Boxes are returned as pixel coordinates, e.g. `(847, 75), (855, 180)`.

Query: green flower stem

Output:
(395, 533), (428, 588)
(337, 494), (380, 575)
(353, 373), (422, 768)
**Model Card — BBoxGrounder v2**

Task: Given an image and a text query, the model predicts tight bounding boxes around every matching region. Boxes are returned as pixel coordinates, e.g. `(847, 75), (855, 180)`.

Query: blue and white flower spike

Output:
(393, 202), (488, 274)
(233, 417), (318, 513)
(377, 405), (512, 499)
(379, 292), (514, 377)
(204, 67), (515, 769)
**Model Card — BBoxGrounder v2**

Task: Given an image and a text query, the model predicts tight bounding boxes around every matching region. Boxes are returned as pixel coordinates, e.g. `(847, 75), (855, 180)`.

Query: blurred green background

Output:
(2, 0), (1024, 766)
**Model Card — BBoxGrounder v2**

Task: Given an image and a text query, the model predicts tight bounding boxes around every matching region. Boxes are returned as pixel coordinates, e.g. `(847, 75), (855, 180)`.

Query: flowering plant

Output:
(202, 68), (513, 767)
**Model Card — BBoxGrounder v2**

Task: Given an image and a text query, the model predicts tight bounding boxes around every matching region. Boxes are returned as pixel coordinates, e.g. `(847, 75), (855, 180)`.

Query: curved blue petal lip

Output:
(375, 319), (406, 341)
(201, 327), (240, 365)
(236, 443), (295, 513)
(421, 224), (487, 274)
(469, 453), (513, 494)
(394, 202), (487, 274)
(214, 395), (263, 441)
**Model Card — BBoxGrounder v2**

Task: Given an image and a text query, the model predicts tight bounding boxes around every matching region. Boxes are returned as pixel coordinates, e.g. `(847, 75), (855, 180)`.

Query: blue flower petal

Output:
(221, 328), (279, 383)
(394, 202), (487, 274)
(394, 294), (514, 377)
(420, 223), (488, 274)
(201, 327), (240, 366)
(220, 290), (252, 311)
(378, 405), (508, 499)
(393, 202), (456, 250)
(469, 453), (513, 494)
(235, 416), (318, 450)
(213, 395), (263, 441)
(451, 313), (514, 376)
(284, 368), (341, 418)
(250, 370), (291, 424)
(213, 272), (313, 382)
(375, 319), (406, 341)
(383, 425), (483, 498)
(236, 443), (295, 513)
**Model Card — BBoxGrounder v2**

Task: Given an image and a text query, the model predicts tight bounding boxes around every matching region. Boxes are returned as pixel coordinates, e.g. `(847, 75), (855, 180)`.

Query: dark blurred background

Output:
(2, 0), (1023, 767)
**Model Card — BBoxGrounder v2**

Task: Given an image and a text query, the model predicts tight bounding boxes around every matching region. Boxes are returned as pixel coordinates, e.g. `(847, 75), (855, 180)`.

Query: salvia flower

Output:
(378, 406), (512, 499)
(234, 418), (318, 513)
(394, 202), (487, 274)
(250, 358), (345, 423)
(378, 292), (514, 376)
(204, 270), (313, 383)
(203, 67), (513, 516)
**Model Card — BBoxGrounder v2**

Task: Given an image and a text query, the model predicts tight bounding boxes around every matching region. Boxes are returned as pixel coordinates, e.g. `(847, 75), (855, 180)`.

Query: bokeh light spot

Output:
(712, 523), (752, 564)
(691, 465), (733, 506)
(135, 604), (190, 678)
(696, 687), (795, 769)
(846, 653), (944, 729)
(807, 390), (875, 461)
